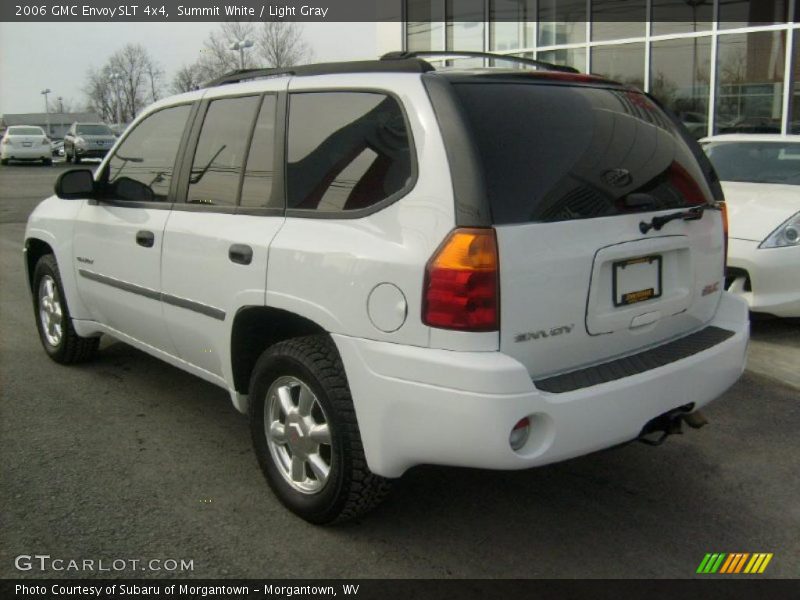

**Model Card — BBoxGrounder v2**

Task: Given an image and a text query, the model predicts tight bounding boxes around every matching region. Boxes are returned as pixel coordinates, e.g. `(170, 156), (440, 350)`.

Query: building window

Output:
(407, 0), (444, 51)
(538, 47), (587, 72)
(591, 43), (646, 89)
(650, 37), (712, 138)
(792, 30), (800, 134)
(651, 0), (713, 36)
(489, 0), (534, 51)
(591, 1), (647, 41)
(718, 0), (791, 30)
(715, 31), (786, 134)
(538, 0), (587, 46)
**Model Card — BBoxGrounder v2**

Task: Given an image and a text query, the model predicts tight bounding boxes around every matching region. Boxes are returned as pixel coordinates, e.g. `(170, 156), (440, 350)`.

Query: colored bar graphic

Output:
(759, 554), (773, 573)
(734, 553), (749, 573)
(698, 553), (773, 574)
(711, 553), (726, 573)
(697, 554), (713, 574)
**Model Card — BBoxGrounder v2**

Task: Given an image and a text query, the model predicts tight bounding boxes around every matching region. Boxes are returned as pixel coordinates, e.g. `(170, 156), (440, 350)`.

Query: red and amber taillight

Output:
(719, 200), (729, 267)
(422, 228), (499, 332)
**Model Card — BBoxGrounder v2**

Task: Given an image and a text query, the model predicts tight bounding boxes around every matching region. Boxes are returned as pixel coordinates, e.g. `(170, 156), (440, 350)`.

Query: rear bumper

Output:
(1, 146), (50, 160)
(334, 292), (749, 478)
(727, 238), (800, 318)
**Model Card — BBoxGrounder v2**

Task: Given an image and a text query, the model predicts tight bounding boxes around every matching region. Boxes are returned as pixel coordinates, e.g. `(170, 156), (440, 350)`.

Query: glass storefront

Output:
(404, 0), (800, 137)
(651, 37), (712, 138)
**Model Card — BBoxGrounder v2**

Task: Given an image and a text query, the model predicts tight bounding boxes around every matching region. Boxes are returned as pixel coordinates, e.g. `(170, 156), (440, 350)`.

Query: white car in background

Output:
(702, 134), (800, 318)
(1, 126), (53, 166)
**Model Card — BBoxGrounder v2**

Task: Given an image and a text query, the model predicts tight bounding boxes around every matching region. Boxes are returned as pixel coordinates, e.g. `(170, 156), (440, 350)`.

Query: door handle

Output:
(229, 244), (253, 265)
(136, 230), (155, 248)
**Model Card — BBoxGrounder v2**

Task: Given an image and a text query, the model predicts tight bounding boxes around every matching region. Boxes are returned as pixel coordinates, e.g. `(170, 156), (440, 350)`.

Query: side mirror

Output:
(54, 169), (96, 200)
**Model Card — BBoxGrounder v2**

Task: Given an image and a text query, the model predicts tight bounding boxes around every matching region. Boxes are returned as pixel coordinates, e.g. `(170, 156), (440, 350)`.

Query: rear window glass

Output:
(8, 127), (44, 136)
(451, 83), (714, 224)
(703, 141), (800, 186)
(76, 124), (113, 136)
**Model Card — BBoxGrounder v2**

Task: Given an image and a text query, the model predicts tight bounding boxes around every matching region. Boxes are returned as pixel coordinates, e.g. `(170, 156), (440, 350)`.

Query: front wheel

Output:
(33, 254), (99, 364)
(249, 335), (390, 524)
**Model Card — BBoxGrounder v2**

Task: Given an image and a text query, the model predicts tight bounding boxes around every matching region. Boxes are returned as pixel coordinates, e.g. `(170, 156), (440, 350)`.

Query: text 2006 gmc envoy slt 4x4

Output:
(24, 53), (749, 523)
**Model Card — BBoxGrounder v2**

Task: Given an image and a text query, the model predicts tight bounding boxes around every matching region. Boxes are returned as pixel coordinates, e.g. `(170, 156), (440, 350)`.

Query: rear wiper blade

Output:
(639, 204), (719, 234)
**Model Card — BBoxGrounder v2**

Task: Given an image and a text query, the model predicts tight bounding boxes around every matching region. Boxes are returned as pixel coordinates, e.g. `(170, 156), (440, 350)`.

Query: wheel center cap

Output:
(287, 421), (307, 455)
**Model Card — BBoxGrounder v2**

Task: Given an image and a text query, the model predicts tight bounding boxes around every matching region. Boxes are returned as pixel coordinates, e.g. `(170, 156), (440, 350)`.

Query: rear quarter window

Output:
(286, 92), (414, 214)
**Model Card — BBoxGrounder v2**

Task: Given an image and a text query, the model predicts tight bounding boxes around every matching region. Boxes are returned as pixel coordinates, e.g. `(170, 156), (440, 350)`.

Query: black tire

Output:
(65, 147), (72, 163)
(32, 254), (99, 364)
(0, 158), (8, 166)
(43, 158), (52, 166)
(249, 334), (391, 524)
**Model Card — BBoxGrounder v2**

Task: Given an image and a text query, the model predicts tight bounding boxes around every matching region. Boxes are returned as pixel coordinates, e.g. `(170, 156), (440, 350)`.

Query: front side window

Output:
(106, 104), (191, 202)
(187, 96), (261, 207)
(286, 92), (413, 212)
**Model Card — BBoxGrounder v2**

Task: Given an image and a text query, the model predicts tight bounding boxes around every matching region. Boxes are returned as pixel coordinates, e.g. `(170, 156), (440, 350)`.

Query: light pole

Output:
(40, 88), (51, 136)
(109, 72), (122, 127)
(230, 39), (254, 70)
(58, 96), (64, 139)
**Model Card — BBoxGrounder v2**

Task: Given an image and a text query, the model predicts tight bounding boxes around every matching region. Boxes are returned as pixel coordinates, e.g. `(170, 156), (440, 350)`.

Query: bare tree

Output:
(85, 44), (164, 124)
(257, 22), (313, 68)
(171, 64), (201, 94)
(195, 22), (259, 82)
(85, 66), (117, 122)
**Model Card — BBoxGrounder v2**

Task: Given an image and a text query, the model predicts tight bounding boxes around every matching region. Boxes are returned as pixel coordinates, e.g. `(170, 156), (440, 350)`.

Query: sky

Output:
(0, 22), (379, 115)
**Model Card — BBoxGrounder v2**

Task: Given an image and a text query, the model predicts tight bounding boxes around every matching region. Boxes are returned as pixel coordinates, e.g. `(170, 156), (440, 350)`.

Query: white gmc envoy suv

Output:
(24, 53), (749, 523)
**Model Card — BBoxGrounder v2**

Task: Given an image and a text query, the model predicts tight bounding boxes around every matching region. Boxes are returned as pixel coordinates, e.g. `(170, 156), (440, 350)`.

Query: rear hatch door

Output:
(450, 79), (725, 379)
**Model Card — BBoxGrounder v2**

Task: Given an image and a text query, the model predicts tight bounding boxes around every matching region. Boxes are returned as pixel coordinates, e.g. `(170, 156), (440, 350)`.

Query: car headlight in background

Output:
(759, 211), (800, 249)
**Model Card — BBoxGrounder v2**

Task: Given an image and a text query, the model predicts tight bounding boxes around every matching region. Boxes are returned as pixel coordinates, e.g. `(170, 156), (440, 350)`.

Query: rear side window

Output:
(286, 92), (413, 212)
(106, 104), (191, 202)
(240, 95), (279, 208)
(187, 96), (260, 207)
(451, 83), (715, 224)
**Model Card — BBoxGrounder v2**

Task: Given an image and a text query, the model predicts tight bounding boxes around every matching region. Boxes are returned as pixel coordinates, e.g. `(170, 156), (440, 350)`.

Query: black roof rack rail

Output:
(204, 58), (434, 88)
(205, 68), (295, 87)
(380, 50), (580, 74)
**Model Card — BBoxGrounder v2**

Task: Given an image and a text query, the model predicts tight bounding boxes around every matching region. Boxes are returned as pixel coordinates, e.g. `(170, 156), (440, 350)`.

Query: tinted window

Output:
(106, 105), (191, 202)
(704, 142), (800, 185)
(187, 96), (260, 207)
(77, 124), (113, 136)
(451, 83), (714, 224)
(287, 92), (413, 212)
(240, 95), (278, 208)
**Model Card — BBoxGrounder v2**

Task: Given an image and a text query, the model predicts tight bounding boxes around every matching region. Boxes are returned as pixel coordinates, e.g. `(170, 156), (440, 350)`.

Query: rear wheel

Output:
(0, 158), (8, 166)
(249, 335), (390, 524)
(33, 254), (99, 364)
(43, 158), (52, 166)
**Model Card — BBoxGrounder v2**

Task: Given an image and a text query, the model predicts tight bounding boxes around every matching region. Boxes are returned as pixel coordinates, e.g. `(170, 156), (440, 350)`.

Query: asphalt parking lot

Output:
(0, 162), (798, 579)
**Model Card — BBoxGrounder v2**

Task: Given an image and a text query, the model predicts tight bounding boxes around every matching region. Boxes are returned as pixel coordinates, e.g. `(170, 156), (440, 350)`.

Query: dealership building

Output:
(378, 0), (800, 138)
